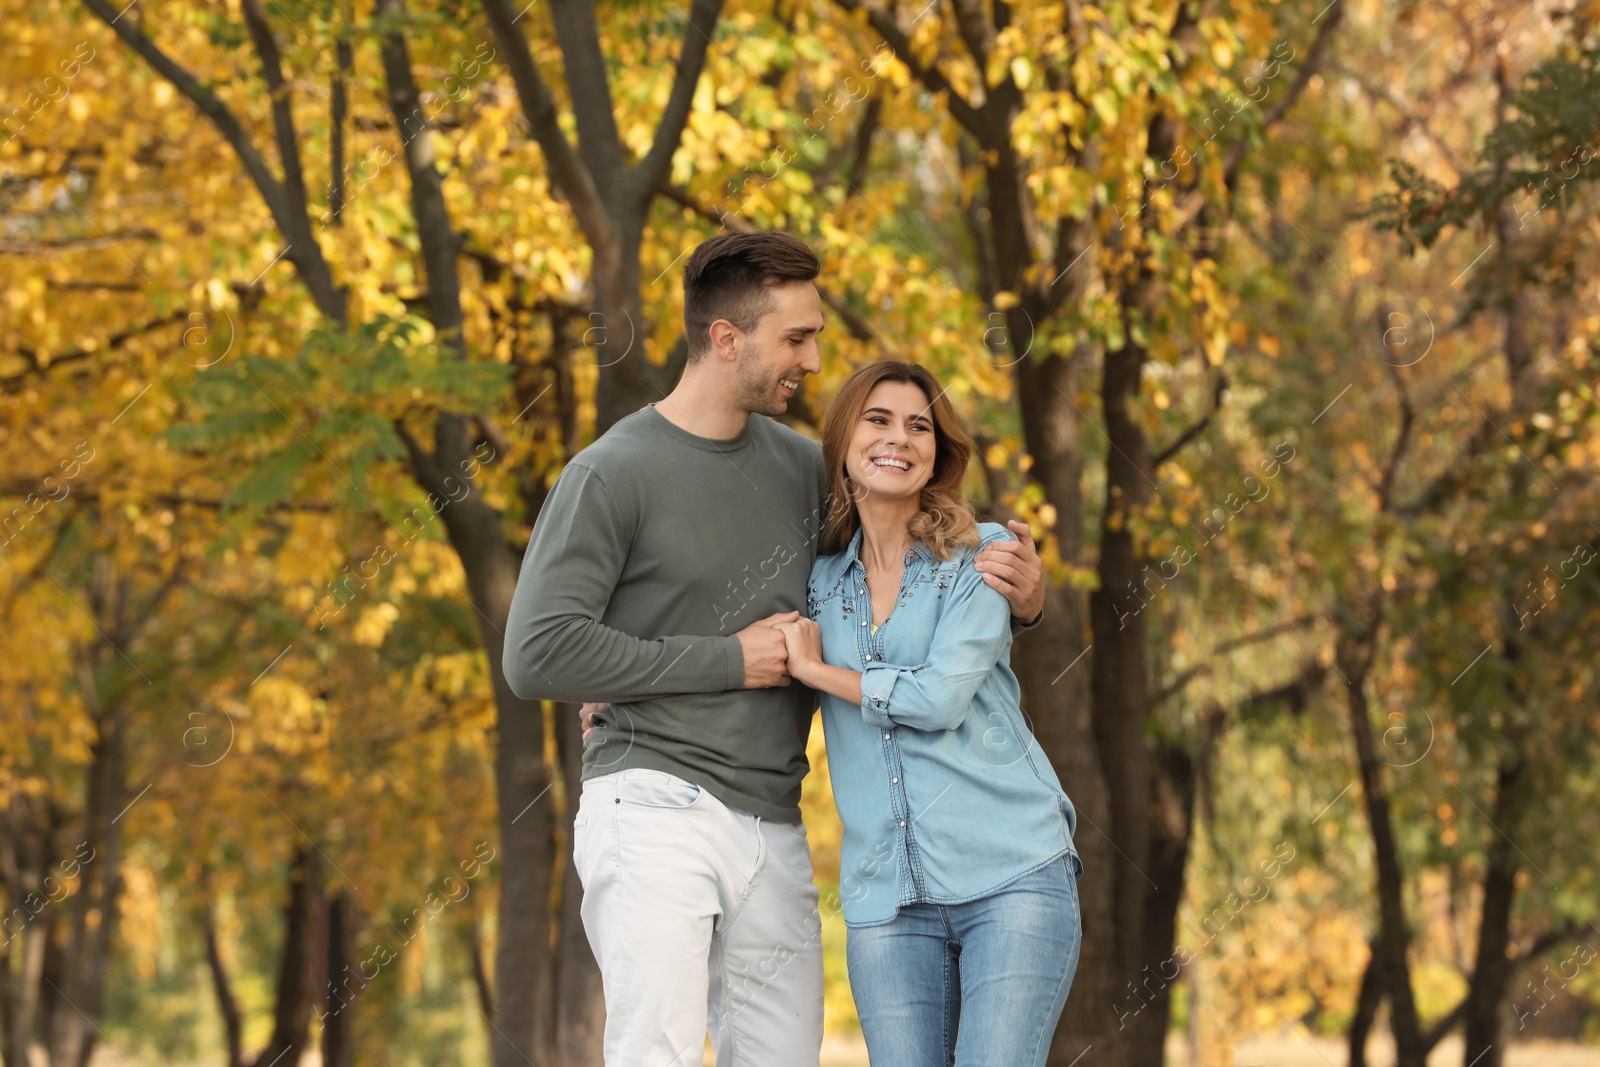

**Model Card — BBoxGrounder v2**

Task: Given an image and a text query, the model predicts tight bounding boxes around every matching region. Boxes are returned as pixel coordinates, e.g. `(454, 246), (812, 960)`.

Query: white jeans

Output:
(574, 768), (824, 1067)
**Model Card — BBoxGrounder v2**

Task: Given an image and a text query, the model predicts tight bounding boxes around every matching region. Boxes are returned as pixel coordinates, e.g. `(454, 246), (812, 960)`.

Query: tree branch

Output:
(4, 310), (187, 384)
(832, 0), (986, 135)
(947, 0), (996, 77)
(632, 0), (725, 199)
(376, 0), (466, 361)
(80, 0), (289, 227)
(546, 0), (627, 194)
(479, 0), (617, 256)
(82, 0), (344, 321)
(238, 0), (345, 321)
(1250, 5), (1342, 158)
(328, 32), (353, 227)
(0, 230), (160, 254)
(1153, 369), (1228, 469)
(1152, 617), (1318, 708)
(1375, 317), (1415, 514)
(1174, 5), (1346, 234)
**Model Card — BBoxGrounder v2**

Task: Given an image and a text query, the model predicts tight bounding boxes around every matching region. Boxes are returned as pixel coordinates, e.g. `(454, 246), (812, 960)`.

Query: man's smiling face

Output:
(732, 281), (824, 417)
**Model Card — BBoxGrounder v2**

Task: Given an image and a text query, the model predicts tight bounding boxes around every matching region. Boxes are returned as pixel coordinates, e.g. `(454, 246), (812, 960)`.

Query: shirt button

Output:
(899, 820), (906, 827)
(892, 777), (899, 783)
(883, 732), (891, 740)
(861, 620), (867, 626)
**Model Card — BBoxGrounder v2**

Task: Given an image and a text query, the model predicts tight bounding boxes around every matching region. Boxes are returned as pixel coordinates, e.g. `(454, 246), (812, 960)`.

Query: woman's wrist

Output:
(790, 657), (821, 687)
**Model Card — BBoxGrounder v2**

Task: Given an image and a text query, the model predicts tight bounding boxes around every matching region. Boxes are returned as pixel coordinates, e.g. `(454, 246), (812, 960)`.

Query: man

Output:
(502, 231), (1045, 1067)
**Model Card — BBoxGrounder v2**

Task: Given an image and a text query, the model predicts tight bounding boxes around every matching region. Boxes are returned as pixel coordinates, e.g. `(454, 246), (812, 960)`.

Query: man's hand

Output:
(579, 701), (607, 744)
(975, 519), (1046, 624)
(735, 611), (799, 688)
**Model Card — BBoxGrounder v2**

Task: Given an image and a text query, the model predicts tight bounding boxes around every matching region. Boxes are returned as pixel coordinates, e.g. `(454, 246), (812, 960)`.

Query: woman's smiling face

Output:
(848, 380), (937, 502)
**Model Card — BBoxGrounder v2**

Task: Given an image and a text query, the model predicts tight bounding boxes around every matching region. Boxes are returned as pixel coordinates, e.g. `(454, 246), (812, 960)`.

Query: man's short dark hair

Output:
(682, 232), (820, 361)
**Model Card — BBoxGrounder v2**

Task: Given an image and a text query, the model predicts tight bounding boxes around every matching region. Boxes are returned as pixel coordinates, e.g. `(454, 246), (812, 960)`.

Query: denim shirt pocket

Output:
(805, 570), (851, 621)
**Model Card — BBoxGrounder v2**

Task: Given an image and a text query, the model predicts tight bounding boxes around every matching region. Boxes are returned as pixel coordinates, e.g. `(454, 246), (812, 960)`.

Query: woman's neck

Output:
(855, 495), (920, 572)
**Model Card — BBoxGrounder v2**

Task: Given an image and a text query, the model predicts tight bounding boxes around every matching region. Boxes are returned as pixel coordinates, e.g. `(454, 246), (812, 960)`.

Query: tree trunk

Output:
(1461, 757), (1525, 1067)
(1340, 628), (1427, 1067)
(374, 9), (564, 1061)
(1086, 321), (1158, 1035)
(251, 846), (323, 1067)
(1, 796), (52, 1067)
(1348, 942), (1382, 1067)
(320, 892), (357, 1067)
(1131, 742), (1199, 1067)
(1011, 353), (1110, 1067)
(592, 217), (675, 433)
(203, 905), (246, 1067)
(556, 705), (605, 1066)
(50, 605), (128, 1067)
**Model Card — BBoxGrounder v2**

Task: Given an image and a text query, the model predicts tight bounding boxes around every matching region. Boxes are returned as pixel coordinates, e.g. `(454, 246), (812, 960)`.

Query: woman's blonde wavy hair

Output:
(820, 360), (980, 561)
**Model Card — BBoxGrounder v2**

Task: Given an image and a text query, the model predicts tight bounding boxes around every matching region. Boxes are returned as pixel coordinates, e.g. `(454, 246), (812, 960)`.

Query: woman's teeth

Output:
(873, 456), (910, 470)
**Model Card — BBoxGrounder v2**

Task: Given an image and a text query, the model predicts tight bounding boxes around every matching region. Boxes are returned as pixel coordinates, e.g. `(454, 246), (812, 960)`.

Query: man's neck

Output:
(654, 370), (751, 441)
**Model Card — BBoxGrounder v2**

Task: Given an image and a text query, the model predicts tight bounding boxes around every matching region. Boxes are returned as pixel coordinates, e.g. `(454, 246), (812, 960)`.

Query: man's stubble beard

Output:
(733, 338), (786, 417)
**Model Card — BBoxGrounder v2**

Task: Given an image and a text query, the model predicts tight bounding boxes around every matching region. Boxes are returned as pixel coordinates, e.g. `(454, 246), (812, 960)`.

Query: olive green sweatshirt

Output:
(503, 404), (828, 822)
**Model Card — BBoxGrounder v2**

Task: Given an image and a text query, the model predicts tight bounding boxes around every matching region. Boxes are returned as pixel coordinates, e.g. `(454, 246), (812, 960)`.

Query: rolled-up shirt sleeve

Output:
(858, 531), (1014, 732)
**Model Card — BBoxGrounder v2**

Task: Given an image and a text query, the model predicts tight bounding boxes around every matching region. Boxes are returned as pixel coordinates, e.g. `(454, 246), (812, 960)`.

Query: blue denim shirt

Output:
(807, 521), (1081, 927)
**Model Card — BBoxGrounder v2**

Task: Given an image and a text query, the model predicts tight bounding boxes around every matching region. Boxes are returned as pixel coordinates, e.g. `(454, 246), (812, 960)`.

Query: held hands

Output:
(579, 611), (811, 739)
(975, 519), (1046, 624)
(772, 617), (823, 686)
(735, 611), (802, 688)
(579, 701), (607, 744)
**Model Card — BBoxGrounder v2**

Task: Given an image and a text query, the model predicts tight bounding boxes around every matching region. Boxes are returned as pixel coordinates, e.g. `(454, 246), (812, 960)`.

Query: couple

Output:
(503, 232), (1083, 1067)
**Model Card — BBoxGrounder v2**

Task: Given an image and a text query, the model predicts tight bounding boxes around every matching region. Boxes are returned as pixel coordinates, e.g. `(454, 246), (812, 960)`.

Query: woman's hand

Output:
(578, 702), (608, 743)
(774, 618), (824, 684)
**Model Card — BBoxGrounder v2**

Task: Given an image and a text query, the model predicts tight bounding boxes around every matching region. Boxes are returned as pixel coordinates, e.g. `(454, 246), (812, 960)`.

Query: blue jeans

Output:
(846, 854), (1081, 1067)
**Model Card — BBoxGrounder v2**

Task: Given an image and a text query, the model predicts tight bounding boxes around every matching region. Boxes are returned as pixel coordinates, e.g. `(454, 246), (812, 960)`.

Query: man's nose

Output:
(801, 343), (822, 375)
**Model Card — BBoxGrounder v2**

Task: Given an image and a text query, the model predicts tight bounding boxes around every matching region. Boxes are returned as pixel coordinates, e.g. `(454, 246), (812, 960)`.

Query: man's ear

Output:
(709, 319), (741, 362)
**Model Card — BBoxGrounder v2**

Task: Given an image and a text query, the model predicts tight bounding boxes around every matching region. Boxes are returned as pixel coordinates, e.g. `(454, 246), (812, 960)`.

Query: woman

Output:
(775, 360), (1083, 1066)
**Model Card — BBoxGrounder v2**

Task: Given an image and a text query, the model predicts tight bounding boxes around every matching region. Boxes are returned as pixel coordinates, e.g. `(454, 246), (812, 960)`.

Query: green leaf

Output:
(224, 441), (316, 509)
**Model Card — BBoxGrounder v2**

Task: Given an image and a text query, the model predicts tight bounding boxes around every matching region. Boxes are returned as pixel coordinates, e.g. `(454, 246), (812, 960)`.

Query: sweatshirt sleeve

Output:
(501, 461), (745, 703)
